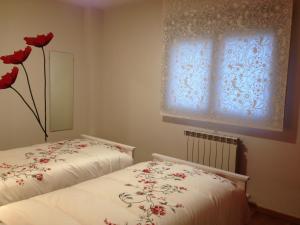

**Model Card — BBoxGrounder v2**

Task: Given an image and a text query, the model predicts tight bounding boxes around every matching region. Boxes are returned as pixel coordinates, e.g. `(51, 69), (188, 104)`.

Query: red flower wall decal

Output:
(0, 46), (32, 64)
(24, 32), (54, 48)
(1, 45), (41, 136)
(24, 32), (55, 141)
(0, 67), (19, 89)
(0, 32), (54, 141)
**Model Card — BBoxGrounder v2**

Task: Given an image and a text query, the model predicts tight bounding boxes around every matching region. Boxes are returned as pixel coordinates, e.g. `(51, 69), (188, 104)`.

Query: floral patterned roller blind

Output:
(161, 0), (293, 131)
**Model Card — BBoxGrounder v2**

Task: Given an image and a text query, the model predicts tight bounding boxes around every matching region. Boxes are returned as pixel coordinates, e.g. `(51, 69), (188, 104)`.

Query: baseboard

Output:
(249, 202), (300, 225)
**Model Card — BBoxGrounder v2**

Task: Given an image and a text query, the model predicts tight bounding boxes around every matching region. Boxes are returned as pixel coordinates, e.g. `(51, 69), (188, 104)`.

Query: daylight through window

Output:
(162, 0), (293, 131)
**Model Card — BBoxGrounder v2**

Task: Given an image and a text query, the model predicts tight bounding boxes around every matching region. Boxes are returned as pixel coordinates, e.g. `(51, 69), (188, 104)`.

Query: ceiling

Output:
(58, 0), (138, 8)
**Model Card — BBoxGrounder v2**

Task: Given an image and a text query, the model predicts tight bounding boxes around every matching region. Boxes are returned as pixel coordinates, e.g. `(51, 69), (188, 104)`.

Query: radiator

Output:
(184, 130), (238, 172)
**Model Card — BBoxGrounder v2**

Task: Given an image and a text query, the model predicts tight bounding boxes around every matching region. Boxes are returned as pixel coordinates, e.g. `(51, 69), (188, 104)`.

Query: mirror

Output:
(49, 51), (74, 132)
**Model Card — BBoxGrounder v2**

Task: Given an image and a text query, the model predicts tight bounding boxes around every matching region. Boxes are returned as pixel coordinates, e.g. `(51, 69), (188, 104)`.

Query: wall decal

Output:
(0, 32), (54, 142)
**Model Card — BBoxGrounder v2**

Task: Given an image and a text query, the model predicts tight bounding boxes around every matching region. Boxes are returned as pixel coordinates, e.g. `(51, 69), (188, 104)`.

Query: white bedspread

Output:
(0, 161), (248, 225)
(0, 138), (133, 206)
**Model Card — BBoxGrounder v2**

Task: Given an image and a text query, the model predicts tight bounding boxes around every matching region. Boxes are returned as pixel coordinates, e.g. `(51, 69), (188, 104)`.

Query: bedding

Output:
(0, 160), (248, 225)
(0, 137), (133, 206)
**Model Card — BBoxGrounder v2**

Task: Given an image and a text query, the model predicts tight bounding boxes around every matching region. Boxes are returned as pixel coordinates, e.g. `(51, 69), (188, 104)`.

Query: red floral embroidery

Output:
(24, 32), (54, 48)
(117, 162), (189, 225)
(142, 168), (151, 173)
(104, 218), (118, 225)
(144, 180), (156, 184)
(0, 67), (19, 89)
(0, 46), (32, 64)
(34, 173), (43, 181)
(172, 172), (186, 179)
(16, 179), (24, 186)
(39, 158), (50, 163)
(150, 205), (166, 216)
(77, 144), (87, 148)
(107, 161), (232, 225)
(0, 139), (122, 186)
(106, 161), (234, 225)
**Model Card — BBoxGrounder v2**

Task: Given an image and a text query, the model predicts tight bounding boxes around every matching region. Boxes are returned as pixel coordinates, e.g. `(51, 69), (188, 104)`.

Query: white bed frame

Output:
(81, 134), (136, 159)
(152, 153), (249, 192)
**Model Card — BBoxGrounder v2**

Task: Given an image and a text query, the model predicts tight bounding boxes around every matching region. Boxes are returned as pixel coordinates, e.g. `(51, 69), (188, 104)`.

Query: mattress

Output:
(0, 137), (133, 206)
(0, 160), (248, 225)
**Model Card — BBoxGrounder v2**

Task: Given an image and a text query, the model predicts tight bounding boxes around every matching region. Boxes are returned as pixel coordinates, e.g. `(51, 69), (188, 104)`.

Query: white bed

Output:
(0, 134), (135, 206)
(0, 154), (249, 225)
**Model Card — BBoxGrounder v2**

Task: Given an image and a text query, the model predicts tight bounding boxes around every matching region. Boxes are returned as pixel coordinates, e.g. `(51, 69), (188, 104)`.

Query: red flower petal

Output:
(24, 32), (54, 48)
(0, 67), (19, 89)
(0, 47), (31, 64)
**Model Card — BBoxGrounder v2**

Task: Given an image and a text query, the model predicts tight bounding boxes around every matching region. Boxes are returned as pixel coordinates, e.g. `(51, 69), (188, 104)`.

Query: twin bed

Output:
(0, 135), (249, 225)
(0, 135), (134, 206)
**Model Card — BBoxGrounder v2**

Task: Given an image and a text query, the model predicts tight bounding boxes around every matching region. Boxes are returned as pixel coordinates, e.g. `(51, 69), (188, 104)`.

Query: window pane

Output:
(166, 40), (213, 113)
(217, 34), (274, 119)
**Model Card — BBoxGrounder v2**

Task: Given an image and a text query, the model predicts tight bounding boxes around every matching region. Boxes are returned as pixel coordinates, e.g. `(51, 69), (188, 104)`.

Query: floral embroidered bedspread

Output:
(0, 161), (248, 225)
(0, 138), (133, 206)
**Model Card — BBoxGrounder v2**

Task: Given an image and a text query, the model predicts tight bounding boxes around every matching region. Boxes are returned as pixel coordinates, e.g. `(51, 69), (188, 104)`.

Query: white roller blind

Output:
(161, 0), (293, 131)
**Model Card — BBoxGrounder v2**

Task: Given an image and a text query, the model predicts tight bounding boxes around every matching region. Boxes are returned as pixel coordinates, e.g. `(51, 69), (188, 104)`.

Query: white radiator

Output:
(184, 130), (238, 172)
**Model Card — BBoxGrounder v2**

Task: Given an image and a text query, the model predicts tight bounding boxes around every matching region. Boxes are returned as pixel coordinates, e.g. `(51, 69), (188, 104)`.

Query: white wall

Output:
(89, 0), (300, 218)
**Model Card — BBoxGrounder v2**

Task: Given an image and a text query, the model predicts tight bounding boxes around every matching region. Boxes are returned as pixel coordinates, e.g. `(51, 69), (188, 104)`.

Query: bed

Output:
(0, 134), (135, 206)
(0, 153), (249, 225)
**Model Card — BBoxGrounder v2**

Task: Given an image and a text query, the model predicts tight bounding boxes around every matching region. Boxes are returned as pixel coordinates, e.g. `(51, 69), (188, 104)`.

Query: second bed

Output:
(0, 154), (249, 225)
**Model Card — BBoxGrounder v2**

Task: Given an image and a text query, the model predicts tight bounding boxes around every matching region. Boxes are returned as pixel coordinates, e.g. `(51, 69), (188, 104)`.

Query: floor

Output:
(250, 212), (297, 225)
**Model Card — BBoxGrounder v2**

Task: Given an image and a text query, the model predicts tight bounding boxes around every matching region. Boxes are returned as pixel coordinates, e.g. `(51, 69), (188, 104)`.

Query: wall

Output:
(90, 0), (300, 218)
(0, 0), (90, 149)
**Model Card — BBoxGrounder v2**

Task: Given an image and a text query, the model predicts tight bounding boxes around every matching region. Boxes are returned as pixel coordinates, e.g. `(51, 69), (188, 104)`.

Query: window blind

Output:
(161, 0), (293, 131)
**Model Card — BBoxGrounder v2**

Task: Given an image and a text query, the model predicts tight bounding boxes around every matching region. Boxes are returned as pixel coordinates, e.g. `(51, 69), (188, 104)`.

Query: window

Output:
(167, 40), (213, 113)
(217, 34), (273, 119)
(162, 0), (293, 131)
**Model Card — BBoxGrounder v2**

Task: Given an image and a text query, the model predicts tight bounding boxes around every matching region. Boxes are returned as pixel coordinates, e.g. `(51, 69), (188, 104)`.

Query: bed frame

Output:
(81, 134), (136, 159)
(152, 153), (249, 192)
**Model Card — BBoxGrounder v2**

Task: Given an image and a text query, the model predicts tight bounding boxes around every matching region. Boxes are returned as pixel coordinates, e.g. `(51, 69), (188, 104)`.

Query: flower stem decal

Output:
(21, 63), (41, 123)
(42, 47), (47, 140)
(10, 86), (47, 138)
(0, 33), (54, 142)
(25, 32), (53, 140)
